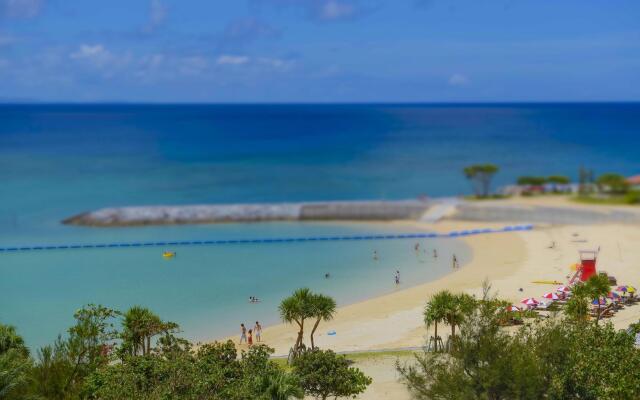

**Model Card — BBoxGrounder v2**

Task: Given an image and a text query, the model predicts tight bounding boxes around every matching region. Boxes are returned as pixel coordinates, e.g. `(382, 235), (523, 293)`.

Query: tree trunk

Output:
(310, 318), (321, 349)
(434, 322), (438, 352)
(295, 320), (304, 352)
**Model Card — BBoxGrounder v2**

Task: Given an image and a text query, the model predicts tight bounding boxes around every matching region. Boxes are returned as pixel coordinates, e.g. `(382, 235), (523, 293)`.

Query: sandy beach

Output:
(215, 197), (640, 399)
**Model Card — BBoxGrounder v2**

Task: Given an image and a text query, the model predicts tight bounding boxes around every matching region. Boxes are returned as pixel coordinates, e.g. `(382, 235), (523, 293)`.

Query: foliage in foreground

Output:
(399, 289), (640, 400)
(0, 301), (369, 400)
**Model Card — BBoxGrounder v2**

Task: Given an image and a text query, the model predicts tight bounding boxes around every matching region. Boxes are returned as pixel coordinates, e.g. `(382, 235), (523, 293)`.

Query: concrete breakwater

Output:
(62, 200), (432, 227)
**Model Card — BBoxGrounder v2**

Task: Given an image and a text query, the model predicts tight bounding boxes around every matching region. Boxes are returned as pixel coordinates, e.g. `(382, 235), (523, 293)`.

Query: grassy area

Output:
(270, 348), (419, 368)
(572, 195), (639, 206)
(464, 194), (511, 201)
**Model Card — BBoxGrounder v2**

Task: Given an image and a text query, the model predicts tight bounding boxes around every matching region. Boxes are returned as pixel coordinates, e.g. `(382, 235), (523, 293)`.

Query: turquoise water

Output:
(1, 103), (638, 348)
(0, 222), (470, 349)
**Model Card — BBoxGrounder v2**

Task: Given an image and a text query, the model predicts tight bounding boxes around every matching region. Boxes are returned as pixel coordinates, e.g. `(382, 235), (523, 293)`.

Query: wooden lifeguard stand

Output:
(569, 249), (599, 285)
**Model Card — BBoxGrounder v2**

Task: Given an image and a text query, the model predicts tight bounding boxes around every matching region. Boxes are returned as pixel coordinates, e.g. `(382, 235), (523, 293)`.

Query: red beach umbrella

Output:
(506, 305), (521, 312)
(521, 298), (539, 306)
(543, 292), (559, 300)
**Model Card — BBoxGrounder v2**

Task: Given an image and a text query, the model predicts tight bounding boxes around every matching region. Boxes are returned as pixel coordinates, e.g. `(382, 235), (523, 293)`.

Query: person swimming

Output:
(325, 273), (330, 279)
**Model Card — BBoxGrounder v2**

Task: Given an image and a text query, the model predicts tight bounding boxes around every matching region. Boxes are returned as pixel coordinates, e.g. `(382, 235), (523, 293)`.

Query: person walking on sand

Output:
(254, 321), (262, 342)
(240, 323), (247, 344)
(248, 329), (253, 346)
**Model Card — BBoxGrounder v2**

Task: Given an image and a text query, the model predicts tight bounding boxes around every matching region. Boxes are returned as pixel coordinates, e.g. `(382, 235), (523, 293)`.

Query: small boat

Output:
(162, 251), (176, 258)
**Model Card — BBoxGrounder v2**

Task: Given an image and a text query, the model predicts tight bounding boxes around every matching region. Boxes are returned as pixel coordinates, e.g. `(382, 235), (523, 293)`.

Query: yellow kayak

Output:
(162, 251), (176, 258)
(531, 280), (563, 285)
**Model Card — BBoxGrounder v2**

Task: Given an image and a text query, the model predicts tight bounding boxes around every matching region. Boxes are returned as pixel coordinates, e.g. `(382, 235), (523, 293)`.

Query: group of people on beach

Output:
(390, 243), (459, 285)
(239, 321), (262, 346)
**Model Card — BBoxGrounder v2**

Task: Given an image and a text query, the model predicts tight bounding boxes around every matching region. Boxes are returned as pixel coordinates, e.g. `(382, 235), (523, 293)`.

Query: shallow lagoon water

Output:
(1, 222), (470, 349)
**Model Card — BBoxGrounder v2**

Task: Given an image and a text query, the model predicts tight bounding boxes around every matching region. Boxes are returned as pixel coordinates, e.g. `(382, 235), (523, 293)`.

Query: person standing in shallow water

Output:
(240, 323), (247, 344)
(452, 254), (459, 269)
(254, 321), (262, 342)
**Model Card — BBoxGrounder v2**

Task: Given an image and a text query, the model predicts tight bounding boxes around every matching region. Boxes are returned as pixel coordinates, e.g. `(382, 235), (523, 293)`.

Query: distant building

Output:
(627, 175), (640, 190)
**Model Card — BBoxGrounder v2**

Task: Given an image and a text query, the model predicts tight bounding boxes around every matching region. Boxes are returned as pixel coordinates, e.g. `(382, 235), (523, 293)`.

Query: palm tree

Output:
(279, 288), (314, 353)
(585, 275), (611, 324)
(261, 371), (304, 400)
(309, 294), (337, 349)
(424, 291), (451, 351)
(121, 306), (178, 355)
(445, 293), (476, 339)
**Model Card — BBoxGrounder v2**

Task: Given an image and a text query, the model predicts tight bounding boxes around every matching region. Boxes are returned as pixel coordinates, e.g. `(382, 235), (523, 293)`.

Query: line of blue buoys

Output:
(0, 224), (534, 253)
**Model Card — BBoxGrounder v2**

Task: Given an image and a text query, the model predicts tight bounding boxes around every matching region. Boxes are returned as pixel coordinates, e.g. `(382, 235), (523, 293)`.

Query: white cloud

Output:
(70, 44), (112, 65)
(3, 0), (43, 18)
(319, 0), (356, 20)
(146, 0), (167, 31)
(257, 57), (295, 71)
(216, 54), (250, 65)
(448, 73), (469, 86)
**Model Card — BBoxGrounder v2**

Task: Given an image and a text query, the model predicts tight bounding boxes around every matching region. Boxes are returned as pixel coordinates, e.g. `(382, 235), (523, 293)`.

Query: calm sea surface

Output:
(1, 103), (638, 348)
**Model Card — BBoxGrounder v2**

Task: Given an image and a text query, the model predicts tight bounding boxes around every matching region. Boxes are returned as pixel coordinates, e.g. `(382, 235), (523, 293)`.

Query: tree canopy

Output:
(463, 164), (499, 197)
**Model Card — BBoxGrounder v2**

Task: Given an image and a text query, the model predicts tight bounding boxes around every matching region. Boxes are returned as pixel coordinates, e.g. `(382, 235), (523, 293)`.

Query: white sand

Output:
(215, 197), (640, 399)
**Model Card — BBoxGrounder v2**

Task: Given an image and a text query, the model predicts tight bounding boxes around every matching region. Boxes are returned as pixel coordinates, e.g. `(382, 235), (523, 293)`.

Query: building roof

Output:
(627, 175), (640, 185)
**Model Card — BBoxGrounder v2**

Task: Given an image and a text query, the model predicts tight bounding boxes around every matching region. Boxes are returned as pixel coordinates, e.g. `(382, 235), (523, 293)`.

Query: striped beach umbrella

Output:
(592, 298), (607, 306)
(617, 285), (636, 293)
(556, 286), (571, 293)
(543, 292), (559, 300)
(521, 298), (539, 306)
(506, 305), (521, 312)
(607, 291), (621, 300)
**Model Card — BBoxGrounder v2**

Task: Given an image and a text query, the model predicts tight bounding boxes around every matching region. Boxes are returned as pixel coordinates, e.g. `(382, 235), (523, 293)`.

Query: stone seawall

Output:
(63, 200), (432, 227)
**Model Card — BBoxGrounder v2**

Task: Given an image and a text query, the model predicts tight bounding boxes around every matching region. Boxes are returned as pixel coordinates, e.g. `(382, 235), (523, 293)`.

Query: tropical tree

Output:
(309, 294), (337, 349)
(585, 274), (612, 324)
(517, 176), (547, 186)
(260, 370), (304, 400)
(424, 291), (451, 351)
(446, 293), (477, 339)
(597, 173), (629, 194)
(120, 306), (178, 356)
(292, 349), (371, 400)
(279, 288), (314, 354)
(565, 284), (590, 322)
(0, 324), (31, 400)
(463, 164), (499, 198)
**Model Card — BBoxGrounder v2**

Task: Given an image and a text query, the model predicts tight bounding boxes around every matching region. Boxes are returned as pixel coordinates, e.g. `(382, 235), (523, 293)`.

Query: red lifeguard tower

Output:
(569, 249), (599, 284)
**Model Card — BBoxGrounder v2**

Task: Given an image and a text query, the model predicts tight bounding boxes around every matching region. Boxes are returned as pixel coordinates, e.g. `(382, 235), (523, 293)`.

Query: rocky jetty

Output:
(63, 200), (432, 227)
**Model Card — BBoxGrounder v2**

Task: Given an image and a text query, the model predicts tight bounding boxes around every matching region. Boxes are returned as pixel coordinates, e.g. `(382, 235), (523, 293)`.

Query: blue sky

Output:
(0, 0), (638, 102)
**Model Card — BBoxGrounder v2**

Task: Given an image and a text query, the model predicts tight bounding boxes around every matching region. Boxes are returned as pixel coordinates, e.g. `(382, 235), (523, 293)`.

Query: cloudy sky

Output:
(0, 0), (638, 102)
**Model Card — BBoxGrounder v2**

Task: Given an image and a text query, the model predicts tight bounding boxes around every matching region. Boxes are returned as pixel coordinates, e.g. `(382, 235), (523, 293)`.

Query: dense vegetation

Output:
(399, 284), (640, 400)
(0, 294), (369, 400)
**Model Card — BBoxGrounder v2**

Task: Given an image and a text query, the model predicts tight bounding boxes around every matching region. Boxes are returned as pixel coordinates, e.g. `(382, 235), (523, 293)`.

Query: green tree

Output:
(259, 370), (304, 400)
(584, 274), (611, 324)
(565, 283), (590, 322)
(0, 324), (31, 400)
(517, 176), (547, 186)
(464, 164), (499, 198)
(292, 349), (371, 400)
(423, 291), (451, 351)
(597, 173), (629, 195)
(309, 294), (337, 350)
(279, 288), (314, 354)
(120, 306), (178, 357)
(30, 304), (119, 400)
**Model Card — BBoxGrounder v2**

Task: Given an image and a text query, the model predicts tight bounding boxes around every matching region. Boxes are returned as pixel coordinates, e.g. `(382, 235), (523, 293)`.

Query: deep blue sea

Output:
(1, 103), (638, 348)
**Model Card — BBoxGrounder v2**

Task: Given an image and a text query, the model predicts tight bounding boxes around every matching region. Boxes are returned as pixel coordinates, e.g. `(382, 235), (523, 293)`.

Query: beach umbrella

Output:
(521, 298), (539, 306)
(556, 286), (571, 293)
(617, 285), (636, 293)
(607, 291), (621, 300)
(592, 298), (607, 306)
(543, 292), (559, 300)
(506, 305), (521, 312)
